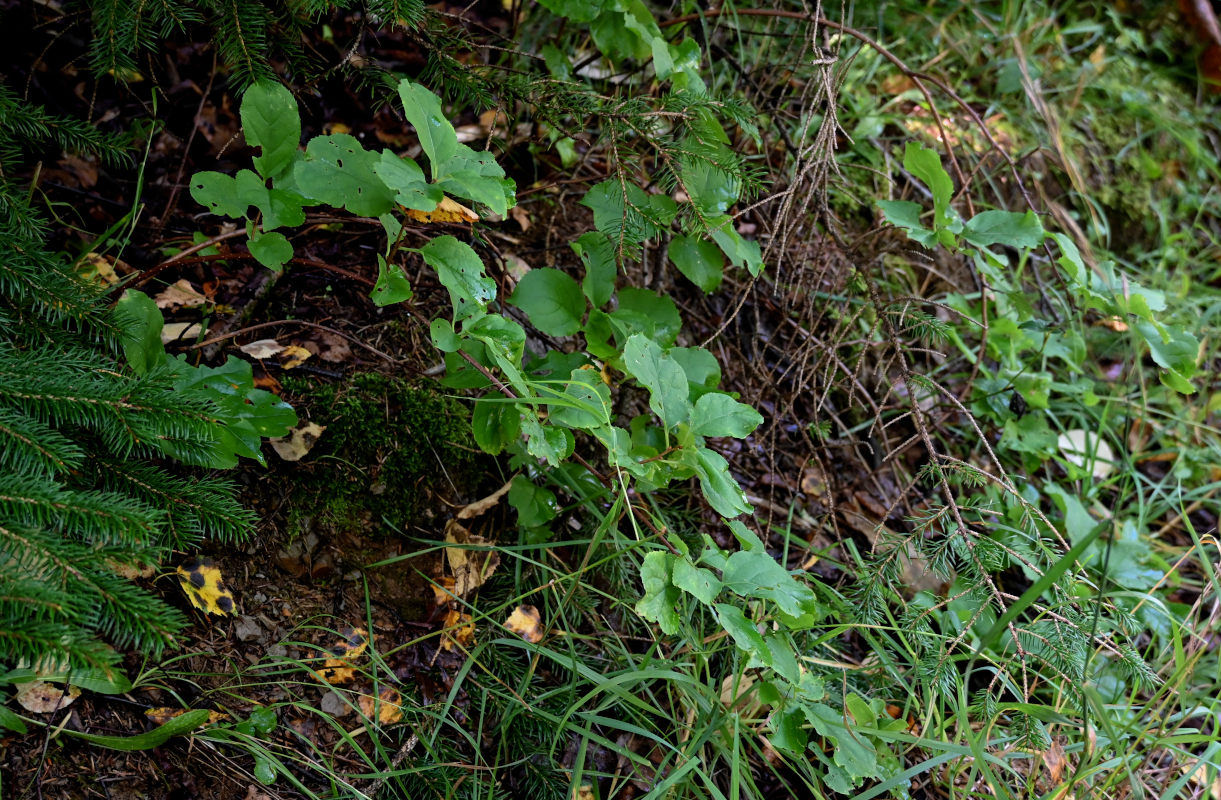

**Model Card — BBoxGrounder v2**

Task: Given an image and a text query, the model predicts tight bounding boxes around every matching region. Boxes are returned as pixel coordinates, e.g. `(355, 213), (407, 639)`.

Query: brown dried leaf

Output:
(15, 681), (80, 714)
(456, 478), (513, 519)
(504, 605), (544, 643)
(239, 339), (286, 359)
(154, 279), (210, 310)
(444, 520), (499, 597)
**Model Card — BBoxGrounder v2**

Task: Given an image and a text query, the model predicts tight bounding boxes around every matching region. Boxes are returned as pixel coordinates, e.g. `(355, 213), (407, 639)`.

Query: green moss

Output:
(278, 372), (483, 535)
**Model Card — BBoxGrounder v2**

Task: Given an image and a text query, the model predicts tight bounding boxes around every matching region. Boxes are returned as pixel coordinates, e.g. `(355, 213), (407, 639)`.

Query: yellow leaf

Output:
(176, 556), (236, 616)
(504, 604), (544, 643)
(357, 685), (403, 724)
(319, 626), (368, 684)
(440, 609), (474, 652)
(280, 345), (313, 370)
(405, 196), (479, 224)
(76, 252), (121, 286)
(444, 519), (499, 597)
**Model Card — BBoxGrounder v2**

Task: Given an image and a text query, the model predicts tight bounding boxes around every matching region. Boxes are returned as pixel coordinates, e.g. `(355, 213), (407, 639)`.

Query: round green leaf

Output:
(667, 233), (724, 292)
(510, 268), (585, 337)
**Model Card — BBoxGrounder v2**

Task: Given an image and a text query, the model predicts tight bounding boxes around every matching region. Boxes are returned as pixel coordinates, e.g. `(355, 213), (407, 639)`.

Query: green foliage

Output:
(0, 82), (285, 675)
(82, 0), (426, 89)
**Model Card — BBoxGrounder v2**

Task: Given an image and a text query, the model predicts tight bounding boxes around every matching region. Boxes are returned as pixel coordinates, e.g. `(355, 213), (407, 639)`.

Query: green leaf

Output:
(962, 209), (1044, 250)
(430, 318), (461, 352)
(421, 236), (496, 324)
(116, 290), (166, 375)
(670, 346), (721, 399)
(508, 474), (558, 528)
(253, 754), (276, 785)
(622, 335), (691, 428)
(242, 81), (301, 182)
(681, 113), (739, 215)
(293, 134), (395, 217)
(581, 181), (672, 245)
(247, 229), (293, 271)
(471, 392), (520, 455)
(707, 215), (763, 276)
(716, 603), (768, 660)
(190, 171), (256, 219)
(691, 392), (763, 438)
(510, 268), (585, 337)
(720, 544), (821, 621)
(0, 705), (26, 734)
(765, 636), (801, 684)
(636, 551), (681, 635)
(536, 0), (606, 24)
(372, 254), (412, 306)
(612, 288), (682, 348)
(769, 705), (808, 753)
(519, 411), (573, 466)
(397, 79), (458, 174)
(438, 170), (509, 216)
(572, 231), (617, 306)
(65, 709), (211, 751)
(373, 152), (443, 211)
(1136, 320), (1198, 394)
(903, 141), (954, 230)
(672, 558), (722, 604)
(877, 200), (937, 247)
(803, 702), (879, 782)
(668, 234), (724, 292)
(549, 368), (612, 430)
(692, 446), (751, 518)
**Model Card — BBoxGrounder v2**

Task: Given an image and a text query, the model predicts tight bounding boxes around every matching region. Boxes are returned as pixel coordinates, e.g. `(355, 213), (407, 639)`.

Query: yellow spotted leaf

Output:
(504, 604), (544, 643)
(404, 196), (478, 224)
(444, 519), (500, 598)
(319, 626), (368, 684)
(357, 685), (403, 724)
(176, 556), (236, 616)
(280, 345), (313, 370)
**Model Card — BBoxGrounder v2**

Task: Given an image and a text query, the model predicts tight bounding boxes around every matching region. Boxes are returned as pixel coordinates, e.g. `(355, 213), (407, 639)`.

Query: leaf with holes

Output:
(242, 81), (301, 182)
(293, 134), (395, 217)
(421, 235), (496, 324)
(398, 79), (458, 174)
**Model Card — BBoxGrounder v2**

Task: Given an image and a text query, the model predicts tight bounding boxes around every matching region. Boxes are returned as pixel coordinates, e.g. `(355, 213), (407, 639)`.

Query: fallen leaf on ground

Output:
(405, 196), (478, 224)
(161, 321), (204, 345)
(270, 422), (327, 462)
(320, 626), (368, 684)
(109, 557), (156, 580)
(440, 609), (474, 652)
(357, 685), (404, 724)
(504, 605), (544, 643)
(154, 279), (211, 310)
(306, 331), (353, 363)
(457, 478), (514, 519)
(444, 519), (500, 597)
(280, 344), (312, 370)
(76, 252), (121, 286)
(176, 556), (237, 616)
(431, 575), (457, 607)
(239, 339), (285, 359)
(15, 681), (80, 713)
(509, 205), (531, 231)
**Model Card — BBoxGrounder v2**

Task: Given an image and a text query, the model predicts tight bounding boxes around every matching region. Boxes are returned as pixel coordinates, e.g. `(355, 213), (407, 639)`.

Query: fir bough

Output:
(0, 83), (255, 673)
